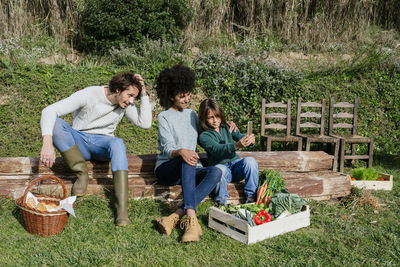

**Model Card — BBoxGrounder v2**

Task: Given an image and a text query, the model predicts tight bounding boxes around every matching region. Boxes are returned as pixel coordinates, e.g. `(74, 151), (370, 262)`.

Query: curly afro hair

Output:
(155, 64), (195, 109)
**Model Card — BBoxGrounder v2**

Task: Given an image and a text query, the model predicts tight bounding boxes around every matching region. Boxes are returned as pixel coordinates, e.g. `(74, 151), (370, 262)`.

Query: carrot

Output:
(262, 196), (271, 207)
(256, 184), (267, 205)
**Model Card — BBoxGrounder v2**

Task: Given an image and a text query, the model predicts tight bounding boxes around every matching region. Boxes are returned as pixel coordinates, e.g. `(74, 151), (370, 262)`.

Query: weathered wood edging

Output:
(0, 151), (351, 203)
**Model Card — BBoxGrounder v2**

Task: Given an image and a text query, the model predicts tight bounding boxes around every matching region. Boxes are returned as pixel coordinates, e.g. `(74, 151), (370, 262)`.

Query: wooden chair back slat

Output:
(265, 102), (287, 108)
(266, 113), (287, 119)
(333, 123), (353, 129)
(266, 124), (287, 130)
(301, 112), (322, 118)
(334, 102), (354, 108)
(300, 122), (321, 128)
(333, 112), (353, 119)
(301, 102), (322, 108)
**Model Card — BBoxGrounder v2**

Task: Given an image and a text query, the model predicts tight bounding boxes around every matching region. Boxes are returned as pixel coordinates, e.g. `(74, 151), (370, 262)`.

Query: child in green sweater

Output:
(198, 98), (259, 205)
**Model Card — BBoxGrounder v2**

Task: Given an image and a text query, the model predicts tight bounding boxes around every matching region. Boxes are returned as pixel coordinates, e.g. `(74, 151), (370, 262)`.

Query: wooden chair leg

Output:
(297, 139), (303, 151)
(305, 139), (311, 151)
(339, 139), (346, 172)
(351, 143), (356, 165)
(332, 140), (339, 172)
(267, 139), (272, 152)
(368, 140), (374, 168)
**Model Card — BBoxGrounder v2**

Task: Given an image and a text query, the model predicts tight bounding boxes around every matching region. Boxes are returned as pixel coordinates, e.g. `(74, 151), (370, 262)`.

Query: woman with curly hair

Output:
(154, 64), (221, 242)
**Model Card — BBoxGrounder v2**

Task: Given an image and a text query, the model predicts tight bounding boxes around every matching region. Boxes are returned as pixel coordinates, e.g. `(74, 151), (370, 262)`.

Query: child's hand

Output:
(235, 134), (255, 149)
(226, 121), (239, 133)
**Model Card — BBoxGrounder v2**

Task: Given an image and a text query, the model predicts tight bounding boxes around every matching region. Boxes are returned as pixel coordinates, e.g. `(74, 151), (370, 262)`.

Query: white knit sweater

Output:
(40, 86), (152, 136)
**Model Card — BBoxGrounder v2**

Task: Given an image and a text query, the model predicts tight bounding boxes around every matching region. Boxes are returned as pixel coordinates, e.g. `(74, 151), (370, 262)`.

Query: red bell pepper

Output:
(254, 210), (271, 225)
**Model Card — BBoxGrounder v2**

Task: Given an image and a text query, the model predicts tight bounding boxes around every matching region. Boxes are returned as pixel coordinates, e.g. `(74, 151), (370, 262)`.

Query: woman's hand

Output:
(178, 148), (199, 166)
(235, 134), (255, 149)
(40, 135), (56, 168)
(134, 74), (147, 97)
(226, 121), (239, 133)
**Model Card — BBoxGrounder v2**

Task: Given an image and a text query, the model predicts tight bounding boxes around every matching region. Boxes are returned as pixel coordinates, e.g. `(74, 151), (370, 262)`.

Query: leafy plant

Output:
(79, 0), (193, 53)
(351, 167), (379, 181)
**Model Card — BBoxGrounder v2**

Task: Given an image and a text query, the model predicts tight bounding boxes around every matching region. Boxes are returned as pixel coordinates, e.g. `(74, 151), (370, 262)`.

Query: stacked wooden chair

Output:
(295, 98), (339, 171)
(328, 98), (373, 172)
(260, 98), (302, 151)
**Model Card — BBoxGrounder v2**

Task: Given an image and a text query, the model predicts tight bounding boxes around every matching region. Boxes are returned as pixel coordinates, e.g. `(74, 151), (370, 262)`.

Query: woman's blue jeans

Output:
(155, 157), (221, 212)
(52, 118), (128, 172)
(214, 157), (259, 205)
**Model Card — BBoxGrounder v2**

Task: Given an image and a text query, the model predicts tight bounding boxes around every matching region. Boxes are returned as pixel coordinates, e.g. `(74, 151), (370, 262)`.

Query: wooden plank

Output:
(333, 112), (353, 119)
(333, 123), (353, 129)
(300, 122), (321, 128)
(334, 102), (354, 108)
(0, 151), (334, 176)
(300, 112), (321, 118)
(266, 113), (287, 119)
(265, 123), (287, 129)
(265, 102), (287, 108)
(301, 102), (321, 108)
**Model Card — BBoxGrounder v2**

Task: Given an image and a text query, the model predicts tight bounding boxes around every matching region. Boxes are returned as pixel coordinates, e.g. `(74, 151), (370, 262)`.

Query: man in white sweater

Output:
(40, 72), (152, 226)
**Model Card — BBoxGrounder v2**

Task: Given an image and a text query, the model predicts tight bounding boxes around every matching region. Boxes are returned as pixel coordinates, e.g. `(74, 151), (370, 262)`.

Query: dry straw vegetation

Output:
(1, 0), (400, 50)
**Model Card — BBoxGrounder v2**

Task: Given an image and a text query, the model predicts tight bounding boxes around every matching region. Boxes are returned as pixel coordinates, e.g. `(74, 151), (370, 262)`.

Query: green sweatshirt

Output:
(199, 125), (245, 166)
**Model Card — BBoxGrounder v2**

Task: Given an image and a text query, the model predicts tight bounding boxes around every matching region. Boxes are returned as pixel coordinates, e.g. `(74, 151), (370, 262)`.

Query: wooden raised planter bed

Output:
(208, 205), (310, 244)
(0, 151), (351, 203)
(351, 173), (393, 191)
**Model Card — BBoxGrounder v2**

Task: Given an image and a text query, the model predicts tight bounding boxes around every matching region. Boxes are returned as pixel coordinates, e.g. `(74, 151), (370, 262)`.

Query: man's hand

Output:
(134, 74), (147, 97)
(178, 148), (199, 166)
(40, 135), (56, 168)
(235, 134), (255, 149)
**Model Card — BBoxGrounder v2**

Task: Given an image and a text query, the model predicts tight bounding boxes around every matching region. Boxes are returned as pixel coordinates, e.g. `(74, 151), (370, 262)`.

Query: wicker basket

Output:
(16, 175), (69, 237)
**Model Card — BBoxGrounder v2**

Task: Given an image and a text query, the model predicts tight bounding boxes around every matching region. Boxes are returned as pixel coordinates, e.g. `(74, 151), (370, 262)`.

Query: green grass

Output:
(1, 165), (399, 266)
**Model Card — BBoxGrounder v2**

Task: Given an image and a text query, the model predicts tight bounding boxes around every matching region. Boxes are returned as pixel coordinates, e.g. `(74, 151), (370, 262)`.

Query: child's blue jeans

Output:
(214, 157), (259, 205)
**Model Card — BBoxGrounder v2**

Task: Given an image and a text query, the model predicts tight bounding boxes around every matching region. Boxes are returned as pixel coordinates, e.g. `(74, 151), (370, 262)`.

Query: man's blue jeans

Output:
(52, 118), (128, 172)
(155, 157), (221, 212)
(214, 157), (259, 205)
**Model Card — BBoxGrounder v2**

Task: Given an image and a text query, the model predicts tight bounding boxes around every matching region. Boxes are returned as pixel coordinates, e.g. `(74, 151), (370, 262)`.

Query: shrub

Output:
(79, 0), (193, 53)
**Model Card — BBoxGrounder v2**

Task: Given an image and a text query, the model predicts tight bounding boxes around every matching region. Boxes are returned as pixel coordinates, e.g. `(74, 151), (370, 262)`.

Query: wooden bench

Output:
(0, 151), (351, 204)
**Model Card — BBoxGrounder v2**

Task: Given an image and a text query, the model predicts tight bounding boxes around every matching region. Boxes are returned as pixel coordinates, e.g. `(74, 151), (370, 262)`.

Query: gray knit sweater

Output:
(155, 108), (200, 170)
(40, 86), (152, 136)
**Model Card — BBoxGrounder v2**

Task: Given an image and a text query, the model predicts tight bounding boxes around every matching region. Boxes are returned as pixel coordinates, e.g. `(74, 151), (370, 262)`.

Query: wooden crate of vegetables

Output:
(208, 170), (310, 245)
(350, 168), (393, 191)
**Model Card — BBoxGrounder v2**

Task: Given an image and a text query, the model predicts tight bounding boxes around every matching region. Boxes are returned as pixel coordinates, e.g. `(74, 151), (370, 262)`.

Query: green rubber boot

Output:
(113, 170), (130, 226)
(60, 144), (89, 196)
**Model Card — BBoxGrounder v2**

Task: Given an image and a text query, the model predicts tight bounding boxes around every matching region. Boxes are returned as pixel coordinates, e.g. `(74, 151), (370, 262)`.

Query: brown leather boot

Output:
(181, 214), (203, 242)
(156, 213), (180, 236)
(60, 144), (89, 196)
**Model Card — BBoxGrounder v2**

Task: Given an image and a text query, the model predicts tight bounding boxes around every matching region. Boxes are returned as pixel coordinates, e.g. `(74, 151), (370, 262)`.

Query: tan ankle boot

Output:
(181, 215), (203, 242)
(156, 213), (180, 236)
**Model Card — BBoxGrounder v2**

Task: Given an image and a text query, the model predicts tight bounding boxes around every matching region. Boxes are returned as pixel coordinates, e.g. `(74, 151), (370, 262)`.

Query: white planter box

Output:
(208, 205), (310, 245)
(351, 173), (393, 191)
